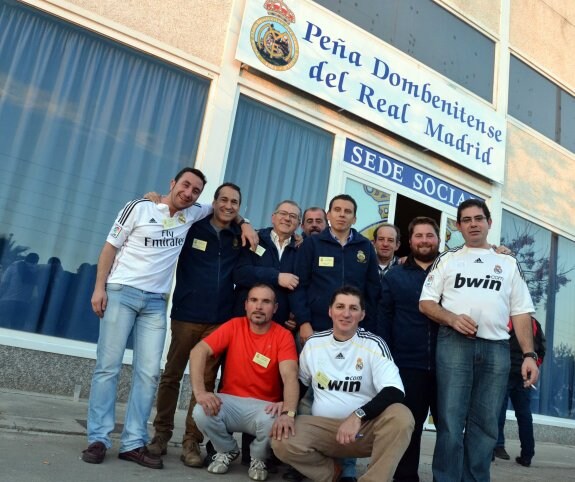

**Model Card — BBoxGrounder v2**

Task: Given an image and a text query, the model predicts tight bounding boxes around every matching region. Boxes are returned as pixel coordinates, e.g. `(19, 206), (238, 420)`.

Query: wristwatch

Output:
(238, 217), (251, 226)
(522, 351), (538, 362)
(281, 410), (296, 418)
(354, 408), (366, 420)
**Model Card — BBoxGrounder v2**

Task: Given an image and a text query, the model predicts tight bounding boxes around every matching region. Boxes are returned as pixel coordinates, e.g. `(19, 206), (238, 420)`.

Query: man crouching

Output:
(272, 285), (414, 482)
(190, 283), (298, 481)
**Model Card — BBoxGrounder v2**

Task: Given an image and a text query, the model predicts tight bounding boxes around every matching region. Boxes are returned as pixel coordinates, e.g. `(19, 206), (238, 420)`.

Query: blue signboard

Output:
(344, 139), (481, 208)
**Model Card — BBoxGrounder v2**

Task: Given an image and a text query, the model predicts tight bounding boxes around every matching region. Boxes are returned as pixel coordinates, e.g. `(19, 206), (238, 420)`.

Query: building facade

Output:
(0, 0), (574, 433)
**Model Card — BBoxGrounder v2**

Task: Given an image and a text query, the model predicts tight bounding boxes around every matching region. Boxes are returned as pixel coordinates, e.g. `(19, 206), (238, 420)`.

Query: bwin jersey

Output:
(420, 246), (534, 340)
(106, 199), (211, 294)
(300, 328), (404, 419)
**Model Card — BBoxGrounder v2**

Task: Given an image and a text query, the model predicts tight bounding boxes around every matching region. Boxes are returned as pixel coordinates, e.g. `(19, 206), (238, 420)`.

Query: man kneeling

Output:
(191, 283), (298, 480)
(272, 286), (414, 482)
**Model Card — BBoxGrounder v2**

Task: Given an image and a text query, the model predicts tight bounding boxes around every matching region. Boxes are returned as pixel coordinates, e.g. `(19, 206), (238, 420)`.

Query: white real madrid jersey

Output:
(105, 199), (211, 294)
(300, 328), (404, 419)
(420, 246), (534, 340)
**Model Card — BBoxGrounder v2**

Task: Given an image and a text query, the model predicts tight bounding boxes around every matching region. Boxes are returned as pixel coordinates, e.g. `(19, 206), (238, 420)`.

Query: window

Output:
(313, 0), (495, 101)
(501, 210), (575, 418)
(0, 1), (210, 343)
(225, 96), (334, 228)
(509, 55), (575, 153)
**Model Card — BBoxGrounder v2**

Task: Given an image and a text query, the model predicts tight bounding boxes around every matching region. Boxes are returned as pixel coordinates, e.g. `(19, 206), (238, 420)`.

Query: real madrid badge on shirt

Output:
(255, 245), (266, 257)
(178, 213), (186, 224)
(318, 256), (334, 267)
(192, 238), (207, 251)
(163, 217), (177, 229)
(253, 352), (270, 368)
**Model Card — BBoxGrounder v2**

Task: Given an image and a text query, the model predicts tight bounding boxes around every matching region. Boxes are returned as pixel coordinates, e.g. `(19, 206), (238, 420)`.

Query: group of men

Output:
(80, 166), (539, 482)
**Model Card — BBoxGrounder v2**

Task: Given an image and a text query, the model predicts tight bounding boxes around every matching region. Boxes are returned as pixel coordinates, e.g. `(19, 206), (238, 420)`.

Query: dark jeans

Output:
(496, 372), (535, 460)
(394, 368), (437, 482)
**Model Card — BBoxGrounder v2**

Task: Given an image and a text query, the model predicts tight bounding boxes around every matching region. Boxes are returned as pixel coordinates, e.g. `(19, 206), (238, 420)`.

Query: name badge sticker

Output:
(163, 218), (177, 229)
(192, 239), (207, 251)
(253, 352), (271, 368)
(255, 245), (266, 257)
(318, 256), (334, 267)
(316, 371), (330, 389)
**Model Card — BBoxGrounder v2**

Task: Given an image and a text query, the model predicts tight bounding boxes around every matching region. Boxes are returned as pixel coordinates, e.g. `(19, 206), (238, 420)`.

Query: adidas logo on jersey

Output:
(474, 258), (483, 263)
(149, 218), (157, 223)
(335, 353), (345, 360)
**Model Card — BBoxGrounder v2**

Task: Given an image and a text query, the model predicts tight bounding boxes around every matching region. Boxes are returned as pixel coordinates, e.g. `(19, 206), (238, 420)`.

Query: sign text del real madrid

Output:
(236, 0), (507, 183)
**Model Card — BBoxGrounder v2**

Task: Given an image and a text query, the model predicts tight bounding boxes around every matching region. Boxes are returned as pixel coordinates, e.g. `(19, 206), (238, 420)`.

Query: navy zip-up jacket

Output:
(171, 215), (244, 324)
(378, 254), (438, 371)
(291, 227), (381, 332)
(233, 227), (298, 325)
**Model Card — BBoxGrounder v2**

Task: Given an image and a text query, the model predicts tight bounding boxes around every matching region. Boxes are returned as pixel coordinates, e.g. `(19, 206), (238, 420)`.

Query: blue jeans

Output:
(432, 327), (509, 482)
(87, 284), (167, 452)
(496, 372), (534, 461)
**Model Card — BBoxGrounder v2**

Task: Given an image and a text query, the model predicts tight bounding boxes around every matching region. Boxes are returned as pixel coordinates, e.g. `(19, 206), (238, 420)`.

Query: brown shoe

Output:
(181, 440), (203, 467)
(119, 446), (163, 469)
(82, 441), (107, 464)
(148, 432), (170, 456)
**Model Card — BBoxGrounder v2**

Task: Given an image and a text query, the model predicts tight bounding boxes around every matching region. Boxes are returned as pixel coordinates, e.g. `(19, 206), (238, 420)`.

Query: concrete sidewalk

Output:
(0, 388), (574, 482)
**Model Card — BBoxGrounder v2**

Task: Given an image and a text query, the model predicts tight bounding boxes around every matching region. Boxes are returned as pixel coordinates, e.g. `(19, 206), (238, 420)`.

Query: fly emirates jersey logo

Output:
(144, 229), (185, 248)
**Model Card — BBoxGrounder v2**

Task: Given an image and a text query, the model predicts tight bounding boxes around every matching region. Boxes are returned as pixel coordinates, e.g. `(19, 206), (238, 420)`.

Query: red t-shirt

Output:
(203, 317), (297, 402)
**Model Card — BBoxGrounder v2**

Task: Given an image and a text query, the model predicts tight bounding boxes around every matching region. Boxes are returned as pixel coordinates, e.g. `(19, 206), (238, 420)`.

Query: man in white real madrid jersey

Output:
(81, 167), (256, 469)
(272, 285), (414, 482)
(419, 199), (538, 482)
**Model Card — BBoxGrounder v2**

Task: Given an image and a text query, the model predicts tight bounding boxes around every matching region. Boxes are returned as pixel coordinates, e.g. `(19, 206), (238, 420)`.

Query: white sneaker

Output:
(207, 450), (239, 474)
(248, 457), (268, 481)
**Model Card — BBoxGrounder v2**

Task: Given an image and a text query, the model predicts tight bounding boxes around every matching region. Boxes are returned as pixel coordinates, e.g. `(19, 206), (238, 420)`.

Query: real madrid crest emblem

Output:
(250, 1), (299, 71)
(494, 265), (502, 274)
(356, 358), (363, 371)
(178, 213), (186, 224)
(357, 250), (366, 263)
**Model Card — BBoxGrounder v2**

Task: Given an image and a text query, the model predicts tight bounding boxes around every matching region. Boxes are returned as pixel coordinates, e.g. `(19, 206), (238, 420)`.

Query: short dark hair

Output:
(329, 285), (365, 311)
(328, 194), (357, 215)
(174, 167), (207, 186)
(408, 217), (440, 238)
(302, 207), (327, 223)
(457, 199), (491, 222)
(373, 223), (400, 241)
(214, 182), (241, 205)
(248, 282), (277, 303)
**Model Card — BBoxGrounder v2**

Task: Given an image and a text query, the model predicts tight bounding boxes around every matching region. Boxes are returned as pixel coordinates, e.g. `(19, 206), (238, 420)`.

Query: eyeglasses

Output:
(459, 215), (488, 224)
(274, 210), (300, 221)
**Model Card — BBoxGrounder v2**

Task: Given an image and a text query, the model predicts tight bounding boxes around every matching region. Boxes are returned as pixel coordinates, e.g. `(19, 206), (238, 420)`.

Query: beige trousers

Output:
(272, 403), (414, 482)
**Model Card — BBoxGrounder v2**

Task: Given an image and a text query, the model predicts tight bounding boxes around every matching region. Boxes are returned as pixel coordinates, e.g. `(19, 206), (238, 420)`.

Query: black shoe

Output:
(493, 446), (510, 460)
(119, 446), (163, 469)
(515, 456), (531, 467)
(82, 441), (107, 464)
(283, 465), (305, 481)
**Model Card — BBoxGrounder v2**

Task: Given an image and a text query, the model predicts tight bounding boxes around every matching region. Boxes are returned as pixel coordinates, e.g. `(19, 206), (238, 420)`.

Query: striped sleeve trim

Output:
(117, 199), (151, 225)
(308, 329), (333, 341)
(429, 245), (462, 271)
(506, 252), (526, 281)
(356, 329), (394, 360)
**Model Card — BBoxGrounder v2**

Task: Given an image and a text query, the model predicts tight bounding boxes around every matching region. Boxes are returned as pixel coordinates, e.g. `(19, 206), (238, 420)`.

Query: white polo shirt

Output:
(106, 199), (211, 294)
